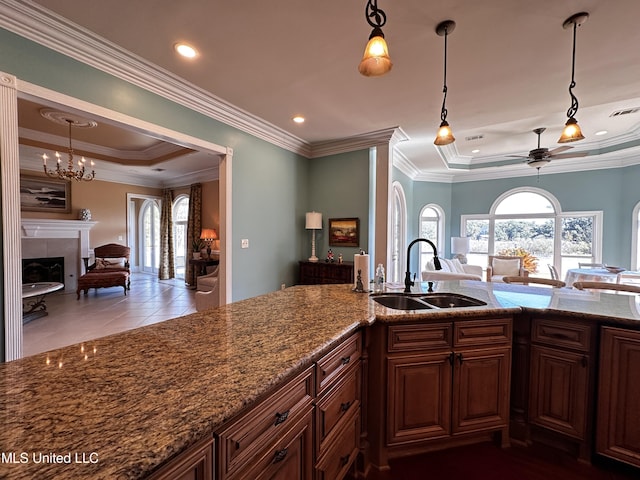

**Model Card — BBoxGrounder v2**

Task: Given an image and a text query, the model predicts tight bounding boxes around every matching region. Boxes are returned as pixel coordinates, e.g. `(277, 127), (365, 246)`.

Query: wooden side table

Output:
(188, 257), (219, 287)
(298, 260), (354, 285)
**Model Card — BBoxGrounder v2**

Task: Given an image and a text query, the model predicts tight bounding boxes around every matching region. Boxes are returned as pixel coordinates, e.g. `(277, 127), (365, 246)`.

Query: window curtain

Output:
(186, 183), (202, 286)
(158, 188), (175, 280)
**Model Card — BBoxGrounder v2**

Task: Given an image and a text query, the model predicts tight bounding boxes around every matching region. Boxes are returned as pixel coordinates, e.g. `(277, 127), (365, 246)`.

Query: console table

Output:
(298, 260), (354, 285)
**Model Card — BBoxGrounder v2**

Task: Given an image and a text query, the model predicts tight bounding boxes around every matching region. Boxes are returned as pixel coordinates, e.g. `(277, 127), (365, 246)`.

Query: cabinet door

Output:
(597, 327), (640, 467)
(147, 436), (213, 480)
(387, 352), (452, 445)
(452, 347), (511, 435)
(529, 345), (589, 439)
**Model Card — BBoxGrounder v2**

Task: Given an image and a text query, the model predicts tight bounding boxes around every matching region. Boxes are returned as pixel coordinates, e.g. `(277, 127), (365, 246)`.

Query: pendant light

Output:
(358, 0), (392, 77)
(434, 20), (456, 146)
(558, 12), (589, 143)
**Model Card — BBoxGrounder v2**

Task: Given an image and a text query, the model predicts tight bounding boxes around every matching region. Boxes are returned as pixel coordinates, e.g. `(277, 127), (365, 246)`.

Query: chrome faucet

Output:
(404, 238), (441, 293)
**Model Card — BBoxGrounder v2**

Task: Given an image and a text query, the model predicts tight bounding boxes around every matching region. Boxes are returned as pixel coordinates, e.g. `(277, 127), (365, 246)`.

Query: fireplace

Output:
(22, 257), (65, 285)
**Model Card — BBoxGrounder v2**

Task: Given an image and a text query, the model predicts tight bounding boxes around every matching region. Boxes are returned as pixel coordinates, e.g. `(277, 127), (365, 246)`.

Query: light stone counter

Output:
(1, 281), (639, 479)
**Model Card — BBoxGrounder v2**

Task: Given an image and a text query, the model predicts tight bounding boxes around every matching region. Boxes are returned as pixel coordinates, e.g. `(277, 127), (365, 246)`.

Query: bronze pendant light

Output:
(558, 12), (589, 143)
(434, 20), (456, 146)
(358, 0), (393, 77)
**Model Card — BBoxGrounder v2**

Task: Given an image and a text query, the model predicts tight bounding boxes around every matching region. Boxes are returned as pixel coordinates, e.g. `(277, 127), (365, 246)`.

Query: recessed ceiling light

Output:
(292, 115), (305, 124)
(595, 130), (608, 136)
(471, 149), (480, 154)
(174, 42), (198, 59)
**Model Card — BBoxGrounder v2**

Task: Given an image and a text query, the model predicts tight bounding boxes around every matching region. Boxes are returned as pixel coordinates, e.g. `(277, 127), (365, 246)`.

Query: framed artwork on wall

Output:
(329, 217), (360, 247)
(20, 175), (71, 213)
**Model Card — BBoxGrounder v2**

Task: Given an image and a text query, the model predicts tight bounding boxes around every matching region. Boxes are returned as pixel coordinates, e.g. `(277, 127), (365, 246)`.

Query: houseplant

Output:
(192, 238), (204, 259)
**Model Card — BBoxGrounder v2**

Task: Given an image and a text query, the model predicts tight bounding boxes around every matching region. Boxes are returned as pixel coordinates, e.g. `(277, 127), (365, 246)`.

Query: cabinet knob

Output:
(340, 401), (351, 412)
(274, 410), (290, 426)
(340, 454), (350, 467)
(273, 448), (288, 464)
(341, 356), (351, 365)
(457, 353), (464, 364)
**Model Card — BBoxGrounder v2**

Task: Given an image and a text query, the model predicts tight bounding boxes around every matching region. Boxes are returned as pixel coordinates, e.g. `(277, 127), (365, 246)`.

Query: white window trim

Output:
(631, 202), (640, 270)
(391, 182), (407, 283)
(461, 187), (603, 270)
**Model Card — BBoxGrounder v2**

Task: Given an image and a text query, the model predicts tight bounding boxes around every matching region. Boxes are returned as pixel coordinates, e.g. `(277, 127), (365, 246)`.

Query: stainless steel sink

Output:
(372, 292), (486, 310)
(418, 293), (487, 308)
(371, 294), (434, 310)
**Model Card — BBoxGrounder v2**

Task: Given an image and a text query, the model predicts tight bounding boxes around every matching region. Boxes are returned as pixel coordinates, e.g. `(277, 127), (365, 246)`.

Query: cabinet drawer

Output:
(453, 318), (512, 348)
(217, 366), (314, 480)
(237, 409), (314, 480)
(316, 361), (361, 455)
(315, 408), (360, 480)
(532, 318), (591, 352)
(316, 332), (361, 394)
(388, 323), (452, 352)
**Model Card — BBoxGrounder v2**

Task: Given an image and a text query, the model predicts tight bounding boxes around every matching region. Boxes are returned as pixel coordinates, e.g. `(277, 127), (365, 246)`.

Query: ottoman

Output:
(77, 271), (129, 299)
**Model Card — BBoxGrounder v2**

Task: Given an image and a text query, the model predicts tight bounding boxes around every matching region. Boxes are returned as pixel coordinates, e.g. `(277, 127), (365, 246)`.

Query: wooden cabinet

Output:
(315, 331), (362, 480)
(215, 331), (362, 480)
(597, 326), (640, 468)
(298, 261), (354, 285)
(216, 366), (314, 480)
(376, 317), (512, 464)
(147, 436), (214, 480)
(528, 316), (595, 460)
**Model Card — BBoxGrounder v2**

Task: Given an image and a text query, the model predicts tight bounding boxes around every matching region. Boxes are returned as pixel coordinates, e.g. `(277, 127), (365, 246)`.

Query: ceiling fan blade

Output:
(549, 151), (589, 160)
(506, 154), (530, 159)
(548, 145), (573, 155)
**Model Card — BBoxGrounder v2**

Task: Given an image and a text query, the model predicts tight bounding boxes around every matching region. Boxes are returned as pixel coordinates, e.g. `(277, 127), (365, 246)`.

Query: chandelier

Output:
(42, 115), (96, 182)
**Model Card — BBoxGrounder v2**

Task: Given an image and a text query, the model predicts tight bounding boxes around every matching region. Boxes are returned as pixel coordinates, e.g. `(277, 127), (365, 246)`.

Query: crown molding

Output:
(0, 1), (312, 156)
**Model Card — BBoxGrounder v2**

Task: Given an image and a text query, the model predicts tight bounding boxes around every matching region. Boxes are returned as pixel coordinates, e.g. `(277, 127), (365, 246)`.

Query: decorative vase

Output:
(79, 209), (92, 221)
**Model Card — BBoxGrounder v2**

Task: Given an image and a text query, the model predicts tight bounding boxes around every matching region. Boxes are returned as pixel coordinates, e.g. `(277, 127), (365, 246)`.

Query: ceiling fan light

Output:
(528, 159), (550, 169)
(434, 121), (455, 146)
(558, 117), (585, 143)
(358, 28), (392, 77)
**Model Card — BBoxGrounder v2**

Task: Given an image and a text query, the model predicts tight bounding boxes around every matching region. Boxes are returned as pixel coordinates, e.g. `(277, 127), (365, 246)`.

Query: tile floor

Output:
(23, 273), (197, 357)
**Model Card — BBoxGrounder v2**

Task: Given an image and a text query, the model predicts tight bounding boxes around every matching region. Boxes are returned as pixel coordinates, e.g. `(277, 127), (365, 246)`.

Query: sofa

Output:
(422, 258), (483, 282)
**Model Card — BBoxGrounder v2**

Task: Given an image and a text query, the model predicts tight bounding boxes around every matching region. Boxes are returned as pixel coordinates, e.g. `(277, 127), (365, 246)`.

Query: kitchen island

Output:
(1, 281), (639, 479)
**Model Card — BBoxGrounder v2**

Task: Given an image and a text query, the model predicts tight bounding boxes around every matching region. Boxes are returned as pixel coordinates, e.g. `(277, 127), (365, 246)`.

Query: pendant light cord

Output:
(566, 21), (579, 119)
(440, 27), (449, 123)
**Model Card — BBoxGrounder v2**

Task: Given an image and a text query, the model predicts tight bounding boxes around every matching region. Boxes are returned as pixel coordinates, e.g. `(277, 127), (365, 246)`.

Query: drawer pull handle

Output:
(340, 454), (350, 467)
(340, 401), (351, 412)
(544, 330), (573, 341)
(457, 353), (464, 364)
(448, 352), (454, 365)
(341, 356), (351, 365)
(273, 448), (288, 464)
(274, 410), (290, 426)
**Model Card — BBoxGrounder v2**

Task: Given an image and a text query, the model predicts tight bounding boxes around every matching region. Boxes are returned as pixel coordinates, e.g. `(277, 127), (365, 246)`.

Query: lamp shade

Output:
(358, 31), (392, 77)
(451, 236), (470, 255)
(200, 228), (218, 241)
(305, 212), (322, 230)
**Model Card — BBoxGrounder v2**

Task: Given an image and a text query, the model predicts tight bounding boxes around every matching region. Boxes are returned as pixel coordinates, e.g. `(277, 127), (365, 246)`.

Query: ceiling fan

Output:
(513, 127), (584, 169)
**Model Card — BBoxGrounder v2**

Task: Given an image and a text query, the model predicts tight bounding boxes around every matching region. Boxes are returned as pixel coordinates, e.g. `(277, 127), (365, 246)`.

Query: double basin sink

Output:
(371, 292), (486, 310)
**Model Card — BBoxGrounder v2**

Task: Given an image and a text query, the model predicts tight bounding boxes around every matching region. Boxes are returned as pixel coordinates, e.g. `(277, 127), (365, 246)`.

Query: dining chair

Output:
(547, 264), (559, 280)
(618, 271), (640, 286)
(573, 281), (640, 294)
(503, 276), (566, 288)
(578, 262), (604, 268)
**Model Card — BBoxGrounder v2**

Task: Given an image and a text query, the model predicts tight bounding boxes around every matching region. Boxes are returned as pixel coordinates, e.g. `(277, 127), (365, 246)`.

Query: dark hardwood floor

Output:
(366, 443), (638, 480)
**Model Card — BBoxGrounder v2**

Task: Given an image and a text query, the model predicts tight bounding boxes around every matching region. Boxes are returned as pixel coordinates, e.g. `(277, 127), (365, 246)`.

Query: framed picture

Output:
(329, 217), (360, 247)
(20, 175), (71, 213)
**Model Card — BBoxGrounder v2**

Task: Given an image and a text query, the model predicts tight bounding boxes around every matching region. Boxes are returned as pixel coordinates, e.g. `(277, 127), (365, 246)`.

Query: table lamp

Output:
(305, 212), (322, 262)
(451, 236), (470, 264)
(200, 228), (218, 259)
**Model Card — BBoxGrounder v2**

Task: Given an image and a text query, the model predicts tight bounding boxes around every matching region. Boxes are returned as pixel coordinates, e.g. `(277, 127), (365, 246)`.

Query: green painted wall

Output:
(0, 27), (310, 313)
(308, 150), (371, 266)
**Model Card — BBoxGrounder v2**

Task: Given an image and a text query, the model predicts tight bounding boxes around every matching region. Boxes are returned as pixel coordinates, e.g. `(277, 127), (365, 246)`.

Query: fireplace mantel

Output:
(21, 219), (97, 257)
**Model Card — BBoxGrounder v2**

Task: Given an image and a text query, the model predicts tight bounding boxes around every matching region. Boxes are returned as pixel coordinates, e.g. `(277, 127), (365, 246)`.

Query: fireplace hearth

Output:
(22, 257), (65, 285)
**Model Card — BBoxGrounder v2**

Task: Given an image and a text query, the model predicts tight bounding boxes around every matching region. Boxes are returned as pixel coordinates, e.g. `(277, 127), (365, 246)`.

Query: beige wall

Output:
(21, 172), (220, 249)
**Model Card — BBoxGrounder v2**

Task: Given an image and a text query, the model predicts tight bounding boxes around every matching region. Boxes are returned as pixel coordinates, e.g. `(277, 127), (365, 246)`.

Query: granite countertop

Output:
(1, 281), (639, 479)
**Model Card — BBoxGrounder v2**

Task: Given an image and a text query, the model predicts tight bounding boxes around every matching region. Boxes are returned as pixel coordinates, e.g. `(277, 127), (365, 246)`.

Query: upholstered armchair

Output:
(486, 255), (528, 282)
(196, 266), (219, 292)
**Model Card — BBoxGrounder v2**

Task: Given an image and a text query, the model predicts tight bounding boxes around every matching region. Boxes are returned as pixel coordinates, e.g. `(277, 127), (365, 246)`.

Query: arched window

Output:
(172, 195), (189, 279)
(461, 187), (602, 279)
(390, 182), (407, 283)
(419, 204), (445, 272)
(139, 199), (161, 274)
(632, 201), (640, 270)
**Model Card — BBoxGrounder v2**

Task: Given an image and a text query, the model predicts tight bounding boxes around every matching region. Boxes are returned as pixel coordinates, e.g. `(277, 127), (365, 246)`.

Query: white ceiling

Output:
(12, 0), (640, 182)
